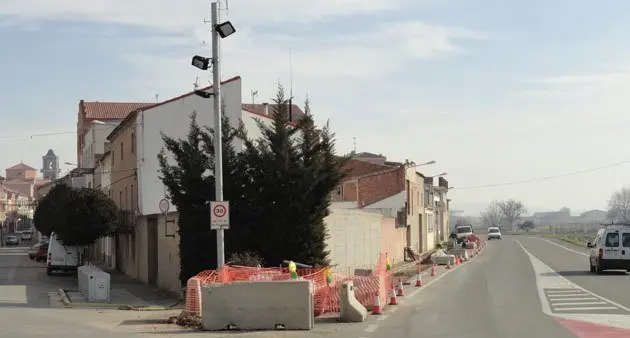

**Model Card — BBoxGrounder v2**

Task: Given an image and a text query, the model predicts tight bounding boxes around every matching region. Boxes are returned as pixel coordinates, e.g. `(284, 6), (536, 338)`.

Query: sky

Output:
(2, 0), (630, 215)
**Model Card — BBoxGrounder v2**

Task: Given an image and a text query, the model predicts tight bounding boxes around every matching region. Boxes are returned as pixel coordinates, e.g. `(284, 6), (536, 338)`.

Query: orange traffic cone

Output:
(455, 256), (460, 265)
(446, 258), (452, 269)
(372, 291), (382, 315)
(430, 263), (436, 276)
(415, 267), (423, 287)
(396, 277), (404, 296)
(389, 284), (398, 305)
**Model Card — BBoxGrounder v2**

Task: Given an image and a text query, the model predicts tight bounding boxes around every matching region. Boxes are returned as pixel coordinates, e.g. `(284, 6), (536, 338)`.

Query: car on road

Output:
(487, 227), (502, 240)
(28, 242), (49, 262)
(588, 224), (630, 273)
(5, 235), (19, 246)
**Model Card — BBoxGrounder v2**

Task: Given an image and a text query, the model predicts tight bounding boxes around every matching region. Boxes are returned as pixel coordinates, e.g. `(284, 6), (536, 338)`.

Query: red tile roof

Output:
(83, 102), (154, 120)
(6, 163), (37, 171)
(242, 103), (305, 123)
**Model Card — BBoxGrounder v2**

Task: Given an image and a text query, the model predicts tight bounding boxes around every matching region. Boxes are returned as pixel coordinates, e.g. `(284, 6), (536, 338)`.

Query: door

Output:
(621, 232), (630, 261)
(147, 217), (158, 286)
(419, 214), (424, 252)
(603, 231), (621, 261)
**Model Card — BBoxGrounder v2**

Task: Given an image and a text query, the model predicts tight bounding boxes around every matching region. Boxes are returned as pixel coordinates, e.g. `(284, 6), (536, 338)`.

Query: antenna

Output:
(289, 48), (294, 101)
(193, 77), (200, 90)
(155, 94), (159, 102)
(251, 90), (259, 104)
(353, 137), (357, 153)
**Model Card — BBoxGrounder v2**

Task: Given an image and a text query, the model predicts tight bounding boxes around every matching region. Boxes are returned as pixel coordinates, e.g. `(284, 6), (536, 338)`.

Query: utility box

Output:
(87, 270), (110, 302)
(77, 264), (110, 302)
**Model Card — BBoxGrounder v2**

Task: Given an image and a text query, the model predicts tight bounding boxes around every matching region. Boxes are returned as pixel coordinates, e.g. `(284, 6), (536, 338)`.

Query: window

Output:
(125, 186), (128, 209)
(131, 133), (136, 153)
(112, 150), (115, 165)
(119, 191), (122, 208)
(623, 233), (630, 248)
(131, 184), (134, 211)
(605, 232), (619, 247)
(120, 142), (124, 160)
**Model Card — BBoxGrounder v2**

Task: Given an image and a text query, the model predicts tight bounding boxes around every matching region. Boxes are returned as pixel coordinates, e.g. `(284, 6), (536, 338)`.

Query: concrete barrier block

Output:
(201, 280), (313, 331)
(339, 281), (367, 322)
(433, 255), (455, 266)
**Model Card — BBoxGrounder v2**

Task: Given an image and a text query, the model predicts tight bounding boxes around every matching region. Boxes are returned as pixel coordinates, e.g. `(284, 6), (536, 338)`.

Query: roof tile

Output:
(6, 163), (37, 171)
(83, 102), (154, 120)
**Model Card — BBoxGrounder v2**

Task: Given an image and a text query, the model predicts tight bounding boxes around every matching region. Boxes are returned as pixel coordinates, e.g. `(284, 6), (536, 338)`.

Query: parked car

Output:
(5, 235), (19, 246)
(46, 232), (82, 276)
(29, 242), (49, 262)
(20, 232), (33, 241)
(455, 225), (473, 243)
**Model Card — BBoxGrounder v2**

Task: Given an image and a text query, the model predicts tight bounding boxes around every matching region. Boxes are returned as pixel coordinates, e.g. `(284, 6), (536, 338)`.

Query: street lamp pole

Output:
(211, 1), (226, 269)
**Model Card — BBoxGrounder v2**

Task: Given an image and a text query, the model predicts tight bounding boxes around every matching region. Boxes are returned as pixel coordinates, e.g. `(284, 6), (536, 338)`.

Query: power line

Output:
(0, 131), (76, 139)
(452, 159), (630, 190)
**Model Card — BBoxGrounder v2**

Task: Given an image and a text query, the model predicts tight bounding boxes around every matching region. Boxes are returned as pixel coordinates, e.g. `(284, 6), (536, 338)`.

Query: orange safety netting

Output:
(184, 253), (394, 317)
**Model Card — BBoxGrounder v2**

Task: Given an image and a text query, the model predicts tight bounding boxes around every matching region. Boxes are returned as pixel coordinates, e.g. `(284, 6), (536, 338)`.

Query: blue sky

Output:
(2, 0), (630, 215)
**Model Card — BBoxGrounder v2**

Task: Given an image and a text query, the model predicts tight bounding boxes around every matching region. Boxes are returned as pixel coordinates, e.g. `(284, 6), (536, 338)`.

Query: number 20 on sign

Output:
(210, 201), (230, 230)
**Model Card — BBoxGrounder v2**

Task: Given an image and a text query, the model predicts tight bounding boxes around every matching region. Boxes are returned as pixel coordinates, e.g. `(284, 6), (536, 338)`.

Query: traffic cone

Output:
(430, 263), (436, 276)
(455, 255), (459, 265)
(372, 291), (382, 315)
(389, 284), (398, 305)
(446, 259), (452, 269)
(396, 277), (404, 296)
(415, 268), (423, 287)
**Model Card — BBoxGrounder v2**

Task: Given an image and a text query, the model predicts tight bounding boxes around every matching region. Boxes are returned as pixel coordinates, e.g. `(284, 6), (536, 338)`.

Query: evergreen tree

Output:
(158, 109), (244, 284)
(240, 85), (347, 266)
(158, 112), (214, 284)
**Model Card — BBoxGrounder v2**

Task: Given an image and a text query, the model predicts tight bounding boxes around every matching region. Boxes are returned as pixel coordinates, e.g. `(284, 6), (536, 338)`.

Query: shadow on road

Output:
(540, 270), (628, 277)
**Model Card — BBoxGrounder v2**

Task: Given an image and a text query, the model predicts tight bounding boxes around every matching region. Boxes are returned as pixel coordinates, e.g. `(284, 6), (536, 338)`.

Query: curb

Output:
(56, 288), (167, 311)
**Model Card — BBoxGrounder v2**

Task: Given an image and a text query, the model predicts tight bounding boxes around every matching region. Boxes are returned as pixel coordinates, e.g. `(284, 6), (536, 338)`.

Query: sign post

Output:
(211, 201), (230, 230)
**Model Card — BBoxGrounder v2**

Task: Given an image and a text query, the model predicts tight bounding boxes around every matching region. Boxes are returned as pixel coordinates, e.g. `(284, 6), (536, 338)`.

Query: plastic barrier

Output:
(184, 252), (393, 317)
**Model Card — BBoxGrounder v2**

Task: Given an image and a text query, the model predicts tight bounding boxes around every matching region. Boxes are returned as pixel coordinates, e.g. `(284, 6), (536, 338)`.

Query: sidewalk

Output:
(60, 263), (180, 310)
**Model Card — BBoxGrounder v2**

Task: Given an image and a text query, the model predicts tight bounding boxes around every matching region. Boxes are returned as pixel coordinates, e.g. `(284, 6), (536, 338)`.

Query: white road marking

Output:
(376, 315), (389, 321)
(549, 297), (598, 301)
(546, 290), (584, 294)
(533, 237), (589, 257)
(548, 294), (588, 298)
(518, 240), (630, 329)
(365, 324), (378, 333)
(555, 306), (618, 311)
(553, 302), (607, 306)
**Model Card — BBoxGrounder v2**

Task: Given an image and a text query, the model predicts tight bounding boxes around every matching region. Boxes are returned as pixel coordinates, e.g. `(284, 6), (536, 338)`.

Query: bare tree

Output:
(607, 187), (630, 223)
(498, 199), (527, 231)
(481, 201), (503, 228)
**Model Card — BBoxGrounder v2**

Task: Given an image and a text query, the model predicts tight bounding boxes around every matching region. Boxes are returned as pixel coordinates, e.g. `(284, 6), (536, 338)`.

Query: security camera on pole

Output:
(190, 1), (236, 269)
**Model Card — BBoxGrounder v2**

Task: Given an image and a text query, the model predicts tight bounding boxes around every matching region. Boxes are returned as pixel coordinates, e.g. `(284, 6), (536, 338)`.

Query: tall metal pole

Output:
(211, 1), (225, 269)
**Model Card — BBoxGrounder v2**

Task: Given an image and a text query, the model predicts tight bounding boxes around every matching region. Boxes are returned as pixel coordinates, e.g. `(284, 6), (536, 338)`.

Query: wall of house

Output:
(344, 159), (392, 179)
(117, 217), (148, 283)
(137, 78), (242, 216)
(5, 168), (37, 181)
(156, 212), (180, 295)
(363, 191), (405, 218)
(379, 217), (406, 264)
(82, 122), (119, 168)
(356, 167), (405, 207)
(325, 208), (381, 275)
(341, 181), (358, 201)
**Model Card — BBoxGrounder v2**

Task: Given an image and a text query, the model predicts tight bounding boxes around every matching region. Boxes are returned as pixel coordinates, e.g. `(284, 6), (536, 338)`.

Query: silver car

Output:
(5, 235), (19, 245)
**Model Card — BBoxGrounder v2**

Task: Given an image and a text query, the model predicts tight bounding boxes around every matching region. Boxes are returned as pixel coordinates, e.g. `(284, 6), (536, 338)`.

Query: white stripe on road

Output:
(553, 302), (607, 306)
(555, 306), (618, 311)
(548, 294), (587, 297)
(549, 297), (598, 301)
(532, 237), (589, 257)
(547, 290), (585, 294)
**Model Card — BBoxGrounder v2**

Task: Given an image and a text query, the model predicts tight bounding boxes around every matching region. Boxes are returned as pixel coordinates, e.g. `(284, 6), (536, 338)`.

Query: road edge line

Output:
(531, 237), (588, 257)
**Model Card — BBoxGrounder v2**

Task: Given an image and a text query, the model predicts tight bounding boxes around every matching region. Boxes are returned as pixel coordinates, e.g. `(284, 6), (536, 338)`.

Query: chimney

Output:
(262, 102), (269, 115)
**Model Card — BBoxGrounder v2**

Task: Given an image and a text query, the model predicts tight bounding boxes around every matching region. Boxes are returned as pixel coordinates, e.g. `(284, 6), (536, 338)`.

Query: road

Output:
(5, 234), (630, 337)
(361, 235), (630, 338)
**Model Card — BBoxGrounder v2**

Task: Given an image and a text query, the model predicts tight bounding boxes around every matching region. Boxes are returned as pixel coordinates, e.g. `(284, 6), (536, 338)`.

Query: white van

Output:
(46, 232), (82, 276)
(455, 225), (473, 242)
(588, 225), (630, 273)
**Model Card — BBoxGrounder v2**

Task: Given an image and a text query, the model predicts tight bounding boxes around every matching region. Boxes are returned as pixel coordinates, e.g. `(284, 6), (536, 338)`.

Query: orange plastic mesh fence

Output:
(184, 253), (394, 317)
